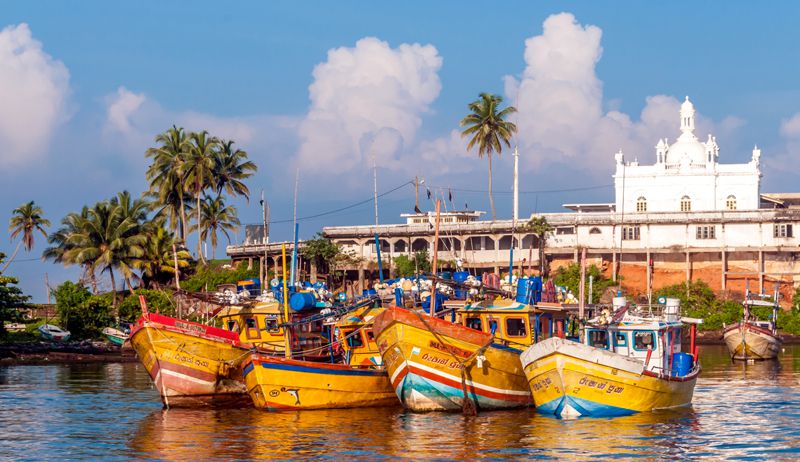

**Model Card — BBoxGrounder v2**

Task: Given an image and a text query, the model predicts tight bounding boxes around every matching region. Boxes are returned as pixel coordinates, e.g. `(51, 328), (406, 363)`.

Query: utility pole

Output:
(261, 190), (268, 291)
(513, 146), (519, 222)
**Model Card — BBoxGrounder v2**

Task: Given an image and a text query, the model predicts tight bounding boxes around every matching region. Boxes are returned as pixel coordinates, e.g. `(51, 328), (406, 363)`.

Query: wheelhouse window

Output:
(633, 331), (656, 351)
(264, 317), (280, 333)
(621, 225), (640, 241)
(488, 319), (498, 335)
(345, 330), (364, 348)
(505, 318), (527, 337)
(466, 317), (482, 331)
(774, 224), (793, 238)
(614, 332), (628, 347)
(696, 225), (716, 240)
(588, 330), (609, 350)
(636, 197), (647, 213)
(245, 318), (257, 329)
(680, 196), (691, 212)
(726, 195), (737, 210)
(227, 320), (239, 332)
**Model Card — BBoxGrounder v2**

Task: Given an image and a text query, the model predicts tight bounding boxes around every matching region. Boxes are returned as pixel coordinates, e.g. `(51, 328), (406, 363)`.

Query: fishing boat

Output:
(38, 324), (71, 341)
(242, 305), (397, 411)
(102, 327), (129, 346)
(521, 297), (702, 418)
(372, 296), (568, 413)
(723, 288), (782, 360)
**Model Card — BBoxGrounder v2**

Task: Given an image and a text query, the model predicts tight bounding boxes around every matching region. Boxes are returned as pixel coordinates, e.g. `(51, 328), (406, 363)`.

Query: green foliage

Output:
(394, 250), (432, 277)
(52, 281), (113, 339)
(0, 257), (31, 336)
(301, 233), (341, 272)
(552, 263), (616, 304)
(181, 261), (258, 293)
(118, 289), (175, 320)
(654, 280), (740, 331)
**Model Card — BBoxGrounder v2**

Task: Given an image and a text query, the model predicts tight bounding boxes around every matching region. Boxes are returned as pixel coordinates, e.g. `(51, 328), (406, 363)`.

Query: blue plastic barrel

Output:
(440, 271), (452, 280)
(394, 287), (404, 306)
(289, 292), (317, 311)
(515, 277), (532, 304)
(671, 352), (694, 377)
(422, 293), (448, 312)
(453, 271), (469, 282)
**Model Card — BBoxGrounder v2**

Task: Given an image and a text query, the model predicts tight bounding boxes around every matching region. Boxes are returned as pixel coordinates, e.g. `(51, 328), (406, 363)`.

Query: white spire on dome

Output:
(680, 96), (696, 135)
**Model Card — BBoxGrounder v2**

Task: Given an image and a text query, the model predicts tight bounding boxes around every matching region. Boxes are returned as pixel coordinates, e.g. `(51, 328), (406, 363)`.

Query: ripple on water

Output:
(0, 345), (799, 461)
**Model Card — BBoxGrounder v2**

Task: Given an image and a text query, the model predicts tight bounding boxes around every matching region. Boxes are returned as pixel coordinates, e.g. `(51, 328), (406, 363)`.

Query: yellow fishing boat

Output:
(373, 299), (568, 412)
(131, 295), (330, 406)
(521, 298), (702, 418)
(243, 305), (396, 411)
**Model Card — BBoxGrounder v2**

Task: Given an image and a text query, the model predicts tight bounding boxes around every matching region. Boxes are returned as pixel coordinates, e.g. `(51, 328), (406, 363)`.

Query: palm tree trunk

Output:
(488, 153), (496, 221)
(179, 192), (187, 244)
(109, 268), (118, 318)
(0, 240), (23, 274)
(196, 186), (205, 265)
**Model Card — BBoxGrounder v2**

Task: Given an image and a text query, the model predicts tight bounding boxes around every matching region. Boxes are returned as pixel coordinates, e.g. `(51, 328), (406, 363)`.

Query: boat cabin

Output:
(583, 298), (699, 376)
(457, 297), (569, 348)
(334, 305), (384, 367)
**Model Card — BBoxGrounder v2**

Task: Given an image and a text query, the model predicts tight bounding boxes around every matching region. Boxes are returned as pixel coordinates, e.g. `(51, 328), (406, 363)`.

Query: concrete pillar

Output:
(310, 260), (317, 283)
(685, 251), (691, 284)
(759, 250), (764, 293)
(612, 251), (617, 282)
(247, 257), (253, 270)
(721, 250), (727, 292)
(646, 250), (652, 298)
(358, 268), (365, 294)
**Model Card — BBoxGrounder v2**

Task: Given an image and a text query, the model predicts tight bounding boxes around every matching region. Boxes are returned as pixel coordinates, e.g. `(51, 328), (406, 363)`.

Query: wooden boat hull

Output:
(243, 354), (397, 410)
(102, 328), (128, 346)
(129, 313), (250, 406)
(521, 337), (698, 418)
(373, 307), (532, 412)
(723, 323), (781, 360)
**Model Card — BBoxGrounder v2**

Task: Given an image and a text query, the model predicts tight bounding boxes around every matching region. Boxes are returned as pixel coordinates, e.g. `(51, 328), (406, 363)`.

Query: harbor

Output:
(1, 345), (798, 460)
(4, 3), (800, 461)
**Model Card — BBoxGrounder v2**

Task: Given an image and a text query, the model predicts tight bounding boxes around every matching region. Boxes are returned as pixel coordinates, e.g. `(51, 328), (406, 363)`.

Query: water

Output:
(1, 346), (798, 461)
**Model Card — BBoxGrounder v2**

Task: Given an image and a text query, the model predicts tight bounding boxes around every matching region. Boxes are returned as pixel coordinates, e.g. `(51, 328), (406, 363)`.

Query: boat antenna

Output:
(372, 148), (379, 226)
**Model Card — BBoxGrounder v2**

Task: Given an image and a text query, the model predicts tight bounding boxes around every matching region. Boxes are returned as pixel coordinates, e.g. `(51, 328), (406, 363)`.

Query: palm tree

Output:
(213, 139), (257, 202)
(184, 131), (219, 264)
(3, 201), (50, 274)
(193, 195), (240, 260)
(43, 207), (99, 292)
(524, 215), (554, 277)
(145, 125), (190, 243)
(459, 93), (517, 221)
(134, 220), (190, 288)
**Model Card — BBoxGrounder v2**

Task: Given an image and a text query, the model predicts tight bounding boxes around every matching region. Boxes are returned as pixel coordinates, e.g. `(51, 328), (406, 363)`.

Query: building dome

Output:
(664, 96), (705, 165)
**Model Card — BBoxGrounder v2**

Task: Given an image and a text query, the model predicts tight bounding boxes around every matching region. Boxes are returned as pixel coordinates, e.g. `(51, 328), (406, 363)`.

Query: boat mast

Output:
(282, 244), (291, 358)
(430, 199), (442, 316)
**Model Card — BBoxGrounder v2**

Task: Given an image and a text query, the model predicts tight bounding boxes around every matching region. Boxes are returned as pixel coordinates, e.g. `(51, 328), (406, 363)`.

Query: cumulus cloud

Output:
(105, 87), (146, 134)
(0, 23), (70, 166)
(504, 13), (741, 174)
(296, 37), (443, 175)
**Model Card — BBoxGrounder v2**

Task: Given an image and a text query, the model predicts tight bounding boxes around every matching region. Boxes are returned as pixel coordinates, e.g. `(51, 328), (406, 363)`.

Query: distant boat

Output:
(102, 327), (129, 346)
(38, 324), (71, 342)
(723, 287), (782, 361)
(6, 322), (26, 332)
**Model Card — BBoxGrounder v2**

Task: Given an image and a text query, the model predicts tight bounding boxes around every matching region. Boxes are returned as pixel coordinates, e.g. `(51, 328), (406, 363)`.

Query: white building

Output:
(612, 97), (761, 214)
(228, 96), (800, 301)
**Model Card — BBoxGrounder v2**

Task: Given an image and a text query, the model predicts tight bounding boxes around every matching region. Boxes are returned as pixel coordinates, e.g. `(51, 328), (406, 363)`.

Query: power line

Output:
(267, 180), (413, 225)
(425, 184), (613, 195)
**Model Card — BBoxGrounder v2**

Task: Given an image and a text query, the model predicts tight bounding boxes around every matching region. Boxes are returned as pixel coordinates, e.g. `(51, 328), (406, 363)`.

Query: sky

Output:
(3, 1), (800, 302)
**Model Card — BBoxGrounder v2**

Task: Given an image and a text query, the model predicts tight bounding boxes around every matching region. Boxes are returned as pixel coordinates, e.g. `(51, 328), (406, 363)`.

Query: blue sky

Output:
(3, 1), (800, 301)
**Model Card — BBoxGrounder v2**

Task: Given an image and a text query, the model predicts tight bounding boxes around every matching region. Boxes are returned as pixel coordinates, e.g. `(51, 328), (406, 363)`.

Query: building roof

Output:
(562, 203), (616, 213)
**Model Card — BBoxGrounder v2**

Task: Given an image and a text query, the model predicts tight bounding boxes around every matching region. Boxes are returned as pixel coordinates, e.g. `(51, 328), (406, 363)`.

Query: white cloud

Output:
(0, 23), (70, 166)
(504, 13), (741, 174)
(105, 87), (145, 134)
(296, 37), (443, 176)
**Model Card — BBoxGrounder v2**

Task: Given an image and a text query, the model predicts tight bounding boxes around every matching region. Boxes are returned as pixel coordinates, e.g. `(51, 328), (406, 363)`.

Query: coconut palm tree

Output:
(193, 195), (240, 260)
(184, 131), (219, 264)
(145, 125), (190, 243)
(3, 201), (50, 274)
(524, 215), (554, 277)
(43, 207), (99, 292)
(459, 93), (517, 221)
(213, 139), (257, 202)
(134, 220), (190, 288)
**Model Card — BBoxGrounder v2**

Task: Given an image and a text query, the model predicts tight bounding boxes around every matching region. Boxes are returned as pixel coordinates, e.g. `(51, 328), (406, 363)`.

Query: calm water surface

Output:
(1, 345), (799, 461)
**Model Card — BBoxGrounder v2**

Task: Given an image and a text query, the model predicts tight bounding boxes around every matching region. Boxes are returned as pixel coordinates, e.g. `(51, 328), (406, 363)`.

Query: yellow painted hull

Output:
(130, 315), (250, 406)
(522, 338), (698, 418)
(374, 308), (532, 412)
(244, 354), (397, 410)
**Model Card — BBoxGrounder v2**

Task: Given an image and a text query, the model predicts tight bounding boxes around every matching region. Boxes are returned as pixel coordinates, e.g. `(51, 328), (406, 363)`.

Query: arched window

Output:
(589, 227), (602, 234)
(726, 195), (737, 210)
(680, 196), (691, 212)
(636, 197), (647, 213)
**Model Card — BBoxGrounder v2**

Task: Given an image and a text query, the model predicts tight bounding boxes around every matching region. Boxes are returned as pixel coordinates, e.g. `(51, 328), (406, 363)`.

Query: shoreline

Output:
(0, 340), (138, 366)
